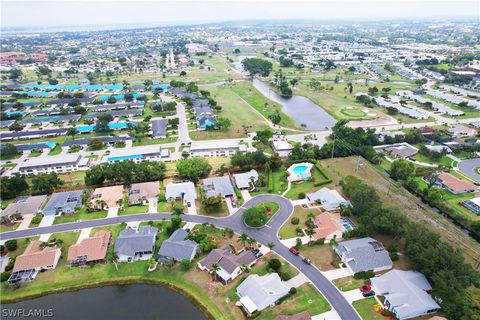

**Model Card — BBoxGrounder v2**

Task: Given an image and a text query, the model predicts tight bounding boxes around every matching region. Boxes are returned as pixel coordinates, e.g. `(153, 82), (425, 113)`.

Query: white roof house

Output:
(306, 188), (351, 211)
(236, 273), (290, 315)
(165, 182), (197, 204)
(272, 140), (293, 157)
(233, 169), (259, 190)
(371, 270), (440, 320)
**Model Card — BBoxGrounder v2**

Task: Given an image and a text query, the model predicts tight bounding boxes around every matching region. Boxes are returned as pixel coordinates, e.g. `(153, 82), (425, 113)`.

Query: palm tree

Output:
(246, 237), (257, 249)
(267, 242), (275, 250)
(210, 263), (220, 282)
(238, 233), (249, 247)
(305, 226), (315, 245)
(107, 247), (119, 271)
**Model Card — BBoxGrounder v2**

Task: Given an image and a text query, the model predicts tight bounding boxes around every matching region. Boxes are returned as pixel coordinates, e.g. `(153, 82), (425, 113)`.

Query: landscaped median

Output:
(243, 201), (280, 228)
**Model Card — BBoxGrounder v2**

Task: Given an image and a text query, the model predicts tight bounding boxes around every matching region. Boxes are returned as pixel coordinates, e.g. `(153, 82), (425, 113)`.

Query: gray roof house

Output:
(198, 245), (256, 285)
(236, 273), (290, 315)
(1, 195), (47, 218)
(202, 176), (235, 198)
(371, 270), (440, 320)
(114, 226), (158, 262)
(151, 119), (168, 138)
(233, 169), (259, 190)
(334, 237), (393, 274)
(306, 188), (351, 211)
(165, 181), (197, 205)
(43, 190), (83, 216)
(157, 229), (198, 263)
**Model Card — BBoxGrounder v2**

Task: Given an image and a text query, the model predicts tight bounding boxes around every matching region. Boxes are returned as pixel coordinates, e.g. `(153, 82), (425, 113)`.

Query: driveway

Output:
(322, 268), (353, 281)
(16, 215), (33, 231)
(148, 198), (157, 213)
(38, 214), (55, 228)
(0, 194), (360, 320)
(107, 207), (119, 218)
(240, 189), (252, 202)
(458, 158), (480, 183)
(342, 289), (365, 304)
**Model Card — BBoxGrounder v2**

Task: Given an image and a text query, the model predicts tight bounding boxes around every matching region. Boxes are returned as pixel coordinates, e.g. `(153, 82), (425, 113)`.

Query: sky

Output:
(1, 0), (479, 30)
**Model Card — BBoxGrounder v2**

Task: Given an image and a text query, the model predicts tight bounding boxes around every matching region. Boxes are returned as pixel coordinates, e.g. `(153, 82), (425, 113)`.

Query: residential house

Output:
(306, 188), (351, 211)
(8, 240), (61, 283)
(272, 140), (293, 157)
(67, 230), (112, 265)
(374, 143), (418, 159)
(90, 185), (125, 210)
(334, 237), (393, 274)
(157, 229), (198, 263)
(447, 124), (477, 138)
(151, 119), (168, 138)
(436, 173), (477, 194)
(236, 273), (290, 315)
(1, 195), (47, 219)
(463, 197), (480, 215)
(313, 212), (345, 243)
(114, 226), (158, 262)
(233, 169), (259, 190)
(202, 176), (235, 198)
(371, 270), (440, 320)
(165, 181), (197, 206)
(198, 245), (256, 285)
(43, 190), (83, 216)
(128, 181), (160, 205)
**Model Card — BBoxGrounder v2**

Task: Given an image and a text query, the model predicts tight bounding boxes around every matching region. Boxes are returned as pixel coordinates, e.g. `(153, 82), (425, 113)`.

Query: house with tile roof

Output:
(313, 212), (345, 243)
(90, 185), (124, 209)
(128, 181), (160, 205)
(67, 230), (112, 265)
(1, 195), (47, 219)
(8, 240), (61, 283)
(435, 172), (477, 194)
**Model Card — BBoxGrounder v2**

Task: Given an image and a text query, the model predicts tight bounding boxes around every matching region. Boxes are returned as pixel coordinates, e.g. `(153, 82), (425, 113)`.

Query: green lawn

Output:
(353, 297), (388, 320)
(413, 153), (454, 166)
(279, 206), (318, 239)
(251, 169), (289, 196)
(119, 205), (148, 215)
(230, 81), (302, 130)
(53, 208), (108, 225)
(48, 145), (62, 155)
(333, 276), (366, 292)
(0, 222), (20, 233)
(28, 150), (42, 157)
(285, 166), (332, 199)
(197, 200), (229, 217)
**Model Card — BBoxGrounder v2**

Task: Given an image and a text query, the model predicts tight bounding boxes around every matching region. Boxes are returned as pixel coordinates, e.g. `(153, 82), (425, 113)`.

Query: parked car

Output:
(289, 247), (299, 255)
(360, 284), (372, 292)
(362, 290), (375, 297)
(302, 257), (311, 265)
(254, 252), (263, 258)
(252, 248), (260, 255)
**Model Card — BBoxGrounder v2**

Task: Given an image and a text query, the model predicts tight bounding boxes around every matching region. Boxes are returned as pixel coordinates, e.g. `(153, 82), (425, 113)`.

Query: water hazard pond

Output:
(251, 78), (336, 130)
(2, 284), (208, 320)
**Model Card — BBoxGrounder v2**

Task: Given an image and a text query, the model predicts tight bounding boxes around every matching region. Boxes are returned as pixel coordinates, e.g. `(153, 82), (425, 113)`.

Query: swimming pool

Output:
(151, 84), (169, 91)
(108, 154), (144, 161)
(292, 165), (309, 175)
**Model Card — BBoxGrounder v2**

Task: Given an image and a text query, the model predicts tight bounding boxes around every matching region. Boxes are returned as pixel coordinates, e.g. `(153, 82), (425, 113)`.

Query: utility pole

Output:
(331, 133), (336, 160)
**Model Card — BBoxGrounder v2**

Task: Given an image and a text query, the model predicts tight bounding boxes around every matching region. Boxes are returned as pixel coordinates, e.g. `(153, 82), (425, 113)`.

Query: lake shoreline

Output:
(1, 278), (214, 320)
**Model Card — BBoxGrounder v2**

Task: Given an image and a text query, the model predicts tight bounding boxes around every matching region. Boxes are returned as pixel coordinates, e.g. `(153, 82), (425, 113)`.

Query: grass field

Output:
(230, 81), (302, 130)
(298, 243), (340, 271)
(333, 276), (366, 292)
(119, 205), (148, 215)
(53, 209), (108, 225)
(190, 83), (271, 140)
(279, 206), (320, 239)
(320, 157), (480, 267)
(352, 297), (388, 320)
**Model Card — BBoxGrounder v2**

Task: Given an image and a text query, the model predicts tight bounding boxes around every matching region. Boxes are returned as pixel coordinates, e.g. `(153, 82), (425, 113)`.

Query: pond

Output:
(2, 284), (208, 320)
(252, 78), (336, 131)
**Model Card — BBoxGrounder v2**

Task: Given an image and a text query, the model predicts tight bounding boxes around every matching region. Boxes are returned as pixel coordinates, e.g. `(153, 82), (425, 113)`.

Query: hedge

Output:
(267, 168), (274, 192)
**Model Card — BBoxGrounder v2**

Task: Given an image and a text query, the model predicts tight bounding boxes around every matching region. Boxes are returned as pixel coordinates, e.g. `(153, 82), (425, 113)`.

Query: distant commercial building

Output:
(188, 140), (247, 158)
(16, 154), (90, 175)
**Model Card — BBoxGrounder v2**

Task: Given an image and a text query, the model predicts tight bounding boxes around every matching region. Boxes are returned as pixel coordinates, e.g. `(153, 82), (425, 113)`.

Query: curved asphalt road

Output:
(0, 195), (360, 320)
(458, 158), (480, 183)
